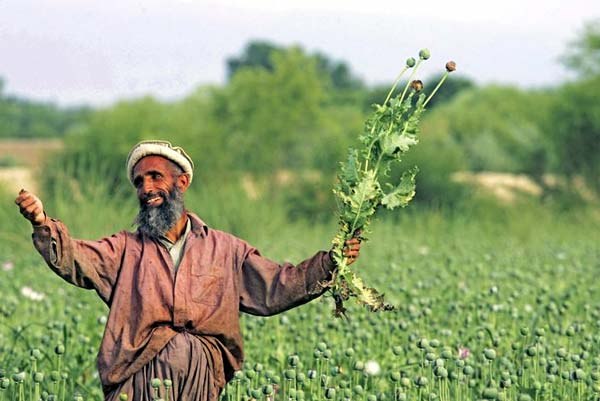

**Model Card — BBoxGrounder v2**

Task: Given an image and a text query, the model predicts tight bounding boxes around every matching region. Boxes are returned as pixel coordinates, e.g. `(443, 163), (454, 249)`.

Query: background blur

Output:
(0, 0), (599, 238)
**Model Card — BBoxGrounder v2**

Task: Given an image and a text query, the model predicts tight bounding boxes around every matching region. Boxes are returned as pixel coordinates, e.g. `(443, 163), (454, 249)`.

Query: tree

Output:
(420, 85), (554, 177)
(420, 74), (475, 109)
(561, 19), (600, 78)
(546, 76), (600, 193)
(313, 52), (363, 90)
(226, 40), (363, 90)
(226, 41), (280, 79)
(0, 77), (91, 138)
(221, 47), (330, 173)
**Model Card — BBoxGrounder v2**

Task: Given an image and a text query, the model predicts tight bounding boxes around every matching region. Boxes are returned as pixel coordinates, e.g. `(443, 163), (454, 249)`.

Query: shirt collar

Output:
(186, 212), (209, 238)
(159, 217), (192, 247)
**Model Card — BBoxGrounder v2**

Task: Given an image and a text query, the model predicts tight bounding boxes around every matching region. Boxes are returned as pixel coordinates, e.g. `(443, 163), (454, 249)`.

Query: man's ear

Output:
(176, 173), (191, 193)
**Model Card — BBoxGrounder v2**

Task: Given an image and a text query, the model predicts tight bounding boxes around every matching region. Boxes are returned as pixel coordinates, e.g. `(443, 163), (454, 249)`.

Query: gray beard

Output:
(134, 186), (185, 240)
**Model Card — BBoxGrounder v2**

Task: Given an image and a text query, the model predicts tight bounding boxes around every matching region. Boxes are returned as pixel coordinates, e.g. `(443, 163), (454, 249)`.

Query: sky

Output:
(1, 0), (599, 106)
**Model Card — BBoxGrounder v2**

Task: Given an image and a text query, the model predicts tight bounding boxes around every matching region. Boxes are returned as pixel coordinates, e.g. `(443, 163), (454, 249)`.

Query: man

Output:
(15, 140), (361, 401)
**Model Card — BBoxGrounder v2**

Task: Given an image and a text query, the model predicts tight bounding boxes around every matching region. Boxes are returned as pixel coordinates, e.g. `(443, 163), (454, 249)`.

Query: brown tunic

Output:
(32, 212), (336, 397)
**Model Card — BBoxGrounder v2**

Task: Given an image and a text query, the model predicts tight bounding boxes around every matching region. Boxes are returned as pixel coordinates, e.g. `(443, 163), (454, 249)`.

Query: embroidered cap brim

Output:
(126, 140), (194, 185)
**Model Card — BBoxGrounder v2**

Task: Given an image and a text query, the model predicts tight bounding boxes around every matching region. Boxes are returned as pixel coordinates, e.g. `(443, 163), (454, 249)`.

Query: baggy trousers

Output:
(105, 333), (224, 401)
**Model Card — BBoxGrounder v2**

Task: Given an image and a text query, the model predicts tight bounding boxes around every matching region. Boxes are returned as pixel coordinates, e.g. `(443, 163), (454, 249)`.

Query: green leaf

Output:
(348, 169), (380, 210)
(381, 133), (418, 156)
(344, 271), (394, 311)
(381, 167), (418, 210)
(339, 149), (360, 186)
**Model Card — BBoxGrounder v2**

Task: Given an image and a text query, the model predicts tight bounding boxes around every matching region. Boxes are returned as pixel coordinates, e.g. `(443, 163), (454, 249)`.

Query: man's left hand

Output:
(343, 235), (362, 265)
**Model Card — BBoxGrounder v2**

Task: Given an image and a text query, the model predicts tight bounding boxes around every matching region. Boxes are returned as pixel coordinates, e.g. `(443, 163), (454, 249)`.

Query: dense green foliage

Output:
(419, 86), (553, 176)
(227, 40), (363, 90)
(0, 78), (90, 139)
(545, 76), (600, 192)
(561, 19), (600, 78)
(2, 34), (599, 209)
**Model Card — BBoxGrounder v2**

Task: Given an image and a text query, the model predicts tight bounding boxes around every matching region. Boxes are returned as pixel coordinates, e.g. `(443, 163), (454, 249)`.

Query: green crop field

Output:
(1, 190), (598, 401)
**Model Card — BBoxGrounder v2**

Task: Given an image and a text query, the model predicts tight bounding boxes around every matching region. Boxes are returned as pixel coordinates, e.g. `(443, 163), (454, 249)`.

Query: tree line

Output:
(2, 19), (599, 217)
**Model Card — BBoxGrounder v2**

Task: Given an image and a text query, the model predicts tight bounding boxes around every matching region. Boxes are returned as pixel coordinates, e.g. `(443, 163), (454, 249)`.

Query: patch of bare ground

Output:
(452, 171), (598, 204)
(452, 172), (542, 203)
(0, 139), (64, 195)
(0, 167), (38, 194)
(0, 139), (63, 169)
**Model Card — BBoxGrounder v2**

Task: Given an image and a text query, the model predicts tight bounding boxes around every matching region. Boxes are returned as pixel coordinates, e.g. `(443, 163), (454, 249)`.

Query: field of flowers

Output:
(0, 201), (598, 401)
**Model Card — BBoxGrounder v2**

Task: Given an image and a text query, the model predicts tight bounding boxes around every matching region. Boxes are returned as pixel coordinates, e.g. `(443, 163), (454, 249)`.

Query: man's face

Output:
(132, 156), (186, 239)
(132, 155), (179, 207)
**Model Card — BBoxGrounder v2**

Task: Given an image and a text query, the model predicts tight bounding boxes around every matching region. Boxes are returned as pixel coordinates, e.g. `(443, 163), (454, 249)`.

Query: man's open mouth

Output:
(144, 195), (163, 206)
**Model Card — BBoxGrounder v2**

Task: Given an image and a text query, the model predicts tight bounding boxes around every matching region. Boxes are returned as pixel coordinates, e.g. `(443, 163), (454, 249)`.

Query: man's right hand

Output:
(15, 189), (46, 226)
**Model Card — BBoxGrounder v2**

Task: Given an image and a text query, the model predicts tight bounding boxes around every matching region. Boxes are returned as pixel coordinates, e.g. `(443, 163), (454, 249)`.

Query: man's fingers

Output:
(31, 205), (43, 216)
(15, 193), (29, 205)
(344, 240), (361, 250)
(15, 190), (44, 224)
(15, 192), (37, 206)
(19, 201), (41, 217)
(21, 204), (39, 216)
(340, 232), (363, 265)
(19, 197), (38, 209)
(343, 248), (360, 260)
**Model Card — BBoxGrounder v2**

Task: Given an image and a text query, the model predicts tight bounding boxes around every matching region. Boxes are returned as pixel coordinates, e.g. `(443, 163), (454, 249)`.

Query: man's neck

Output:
(164, 212), (188, 243)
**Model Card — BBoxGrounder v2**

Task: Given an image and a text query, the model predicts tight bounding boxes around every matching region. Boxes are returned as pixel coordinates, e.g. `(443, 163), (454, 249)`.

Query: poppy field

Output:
(0, 201), (598, 401)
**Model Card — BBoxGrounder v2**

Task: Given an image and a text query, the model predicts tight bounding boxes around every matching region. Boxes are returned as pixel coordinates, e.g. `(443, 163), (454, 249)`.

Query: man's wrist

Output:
(31, 212), (48, 227)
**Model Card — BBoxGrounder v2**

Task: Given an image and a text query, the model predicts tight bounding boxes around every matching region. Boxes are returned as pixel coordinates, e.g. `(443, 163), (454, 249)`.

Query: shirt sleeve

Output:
(31, 217), (126, 304)
(238, 244), (337, 316)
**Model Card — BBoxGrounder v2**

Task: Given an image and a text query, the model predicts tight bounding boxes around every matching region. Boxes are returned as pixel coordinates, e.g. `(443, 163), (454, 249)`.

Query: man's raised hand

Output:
(343, 231), (362, 265)
(15, 189), (46, 226)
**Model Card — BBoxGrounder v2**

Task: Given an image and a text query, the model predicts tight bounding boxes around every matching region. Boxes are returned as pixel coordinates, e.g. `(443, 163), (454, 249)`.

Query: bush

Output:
(546, 76), (600, 193)
(422, 85), (554, 177)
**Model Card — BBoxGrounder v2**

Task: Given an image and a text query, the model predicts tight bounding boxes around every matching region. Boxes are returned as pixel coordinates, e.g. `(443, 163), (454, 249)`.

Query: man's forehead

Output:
(132, 155), (173, 175)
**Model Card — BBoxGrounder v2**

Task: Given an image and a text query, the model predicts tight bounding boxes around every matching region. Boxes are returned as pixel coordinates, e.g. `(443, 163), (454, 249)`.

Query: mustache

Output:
(139, 191), (167, 205)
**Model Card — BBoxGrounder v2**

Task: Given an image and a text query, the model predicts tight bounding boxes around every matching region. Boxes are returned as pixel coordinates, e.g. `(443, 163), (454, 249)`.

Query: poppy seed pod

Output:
(288, 355), (300, 367)
(410, 80), (424, 92)
(55, 344), (65, 355)
(30, 348), (42, 360)
(33, 372), (44, 383)
(406, 57), (416, 68)
(419, 49), (431, 60)
(484, 348), (497, 360)
(262, 385), (274, 395)
(12, 372), (26, 383)
(445, 61), (456, 72)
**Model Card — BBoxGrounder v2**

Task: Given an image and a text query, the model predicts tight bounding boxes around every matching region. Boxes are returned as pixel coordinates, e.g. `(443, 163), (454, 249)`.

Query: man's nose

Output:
(141, 178), (155, 195)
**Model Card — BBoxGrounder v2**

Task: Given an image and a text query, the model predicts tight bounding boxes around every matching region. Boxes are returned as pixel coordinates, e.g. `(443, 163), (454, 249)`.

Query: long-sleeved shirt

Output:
(32, 212), (336, 394)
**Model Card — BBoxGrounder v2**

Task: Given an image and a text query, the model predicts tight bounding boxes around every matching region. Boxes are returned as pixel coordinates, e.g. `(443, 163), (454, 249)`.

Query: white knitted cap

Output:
(126, 140), (194, 185)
